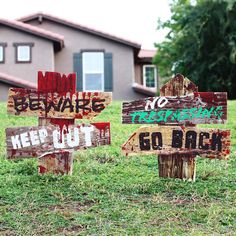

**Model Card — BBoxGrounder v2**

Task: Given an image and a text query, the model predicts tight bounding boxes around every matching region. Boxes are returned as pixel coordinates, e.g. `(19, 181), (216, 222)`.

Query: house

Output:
(0, 13), (158, 101)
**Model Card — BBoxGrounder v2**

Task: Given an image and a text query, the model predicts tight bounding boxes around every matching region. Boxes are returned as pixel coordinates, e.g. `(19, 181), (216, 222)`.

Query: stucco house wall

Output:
(0, 82), (11, 101)
(25, 19), (143, 100)
(0, 26), (55, 84)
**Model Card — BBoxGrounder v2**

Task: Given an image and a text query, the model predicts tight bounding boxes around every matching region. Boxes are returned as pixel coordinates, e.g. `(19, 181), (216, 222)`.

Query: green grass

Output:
(0, 101), (235, 235)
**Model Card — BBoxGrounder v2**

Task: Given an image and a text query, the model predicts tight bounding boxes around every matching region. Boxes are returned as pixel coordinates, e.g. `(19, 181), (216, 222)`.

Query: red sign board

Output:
(6, 123), (110, 158)
(122, 92), (227, 125)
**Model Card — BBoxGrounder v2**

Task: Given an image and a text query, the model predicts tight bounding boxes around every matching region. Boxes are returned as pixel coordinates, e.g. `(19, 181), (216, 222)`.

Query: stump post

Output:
(38, 71), (76, 175)
(158, 74), (198, 181)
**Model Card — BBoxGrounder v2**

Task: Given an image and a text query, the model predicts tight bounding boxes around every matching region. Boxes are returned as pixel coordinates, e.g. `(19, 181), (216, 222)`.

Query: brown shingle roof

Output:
(18, 12), (141, 50)
(0, 18), (64, 51)
(0, 72), (37, 88)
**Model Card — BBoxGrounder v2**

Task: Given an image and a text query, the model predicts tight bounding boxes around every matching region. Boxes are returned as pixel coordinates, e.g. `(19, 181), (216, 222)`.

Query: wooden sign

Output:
(7, 88), (112, 119)
(122, 74), (231, 181)
(122, 126), (230, 159)
(6, 122), (110, 159)
(6, 71), (112, 175)
(122, 92), (227, 125)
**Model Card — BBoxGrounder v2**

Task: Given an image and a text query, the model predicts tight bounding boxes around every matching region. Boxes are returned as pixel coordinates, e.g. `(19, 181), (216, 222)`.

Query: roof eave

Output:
(19, 13), (141, 50)
(0, 20), (64, 51)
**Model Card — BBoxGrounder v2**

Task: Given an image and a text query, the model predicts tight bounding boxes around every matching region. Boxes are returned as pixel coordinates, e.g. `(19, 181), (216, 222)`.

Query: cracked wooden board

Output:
(7, 88), (112, 120)
(6, 122), (110, 159)
(122, 125), (230, 159)
(122, 92), (227, 125)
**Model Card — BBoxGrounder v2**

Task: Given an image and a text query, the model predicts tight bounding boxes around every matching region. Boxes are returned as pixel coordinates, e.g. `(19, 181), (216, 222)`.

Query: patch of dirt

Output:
(95, 155), (115, 164)
(48, 199), (96, 213)
(57, 225), (85, 235)
(0, 230), (17, 236)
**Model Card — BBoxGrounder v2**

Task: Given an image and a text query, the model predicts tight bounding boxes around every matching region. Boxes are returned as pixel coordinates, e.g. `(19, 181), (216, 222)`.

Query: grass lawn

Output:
(0, 101), (235, 235)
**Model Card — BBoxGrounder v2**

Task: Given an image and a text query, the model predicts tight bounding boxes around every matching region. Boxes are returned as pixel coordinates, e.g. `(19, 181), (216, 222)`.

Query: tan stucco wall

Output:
(0, 82), (11, 101)
(0, 26), (54, 84)
(135, 64), (142, 85)
(27, 19), (144, 100)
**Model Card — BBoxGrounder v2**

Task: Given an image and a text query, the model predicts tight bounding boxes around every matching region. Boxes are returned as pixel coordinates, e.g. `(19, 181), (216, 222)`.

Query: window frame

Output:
(13, 42), (34, 63)
(0, 43), (7, 64)
(143, 65), (157, 89)
(82, 51), (105, 92)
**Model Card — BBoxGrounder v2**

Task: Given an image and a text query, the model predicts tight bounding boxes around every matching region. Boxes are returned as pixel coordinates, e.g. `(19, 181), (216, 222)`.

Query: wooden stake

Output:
(38, 72), (76, 175)
(158, 74), (198, 181)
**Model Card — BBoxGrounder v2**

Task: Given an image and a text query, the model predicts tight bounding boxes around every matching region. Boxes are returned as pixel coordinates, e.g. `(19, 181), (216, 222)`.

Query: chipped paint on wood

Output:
(6, 123), (111, 159)
(38, 151), (73, 175)
(160, 74), (198, 96)
(122, 92), (227, 125)
(122, 125), (230, 159)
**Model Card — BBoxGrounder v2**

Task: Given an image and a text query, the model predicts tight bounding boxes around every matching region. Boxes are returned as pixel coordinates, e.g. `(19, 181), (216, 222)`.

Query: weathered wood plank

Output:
(122, 126), (230, 159)
(7, 88), (112, 119)
(122, 92), (227, 125)
(6, 122), (111, 159)
(160, 74), (198, 96)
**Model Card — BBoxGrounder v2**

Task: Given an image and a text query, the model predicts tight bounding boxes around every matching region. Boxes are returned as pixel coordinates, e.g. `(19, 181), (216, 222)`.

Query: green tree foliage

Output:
(154, 0), (236, 98)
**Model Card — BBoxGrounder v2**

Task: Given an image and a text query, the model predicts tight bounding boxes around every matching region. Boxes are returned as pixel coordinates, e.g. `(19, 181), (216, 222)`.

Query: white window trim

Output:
(143, 65), (157, 89)
(82, 52), (104, 92)
(13, 43), (34, 63)
(0, 46), (4, 62)
(17, 45), (30, 62)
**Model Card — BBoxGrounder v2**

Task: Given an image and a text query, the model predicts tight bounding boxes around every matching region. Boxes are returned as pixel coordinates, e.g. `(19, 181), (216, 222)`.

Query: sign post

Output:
(6, 71), (112, 175)
(122, 74), (230, 181)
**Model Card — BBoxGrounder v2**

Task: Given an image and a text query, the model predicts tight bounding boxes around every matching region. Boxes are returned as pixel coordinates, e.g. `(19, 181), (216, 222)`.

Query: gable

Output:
(18, 13), (141, 53)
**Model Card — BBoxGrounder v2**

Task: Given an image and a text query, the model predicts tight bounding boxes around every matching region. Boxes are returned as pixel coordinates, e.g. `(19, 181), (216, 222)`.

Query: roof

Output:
(18, 12), (141, 50)
(0, 18), (64, 51)
(138, 49), (156, 58)
(136, 49), (157, 63)
(132, 83), (157, 96)
(0, 72), (37, 89)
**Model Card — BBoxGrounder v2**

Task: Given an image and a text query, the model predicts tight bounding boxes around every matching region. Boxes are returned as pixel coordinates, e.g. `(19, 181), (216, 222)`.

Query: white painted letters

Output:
(29, 130), (40, 145)
(11, 135), (21, 149)
(53, 130), (65, 149)
(39, 129), (48, 143)
(145, 97), (169, 111)
(20, 132), (31, 148)
(81, 126), (94, 146)
(67, 128), (80, 147)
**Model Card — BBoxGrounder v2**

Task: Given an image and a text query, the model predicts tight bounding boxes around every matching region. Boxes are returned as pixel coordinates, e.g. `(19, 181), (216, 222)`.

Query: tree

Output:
(154, 0), (236, 99)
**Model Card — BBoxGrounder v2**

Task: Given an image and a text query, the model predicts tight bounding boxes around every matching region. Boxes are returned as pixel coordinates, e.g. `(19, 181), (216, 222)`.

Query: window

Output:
(74, 52), (113, 92)
(82, 52), (104, 91)
(13, 43), (34, 63)
(0, 43), (7, 63)
(143, 65), (157, 88)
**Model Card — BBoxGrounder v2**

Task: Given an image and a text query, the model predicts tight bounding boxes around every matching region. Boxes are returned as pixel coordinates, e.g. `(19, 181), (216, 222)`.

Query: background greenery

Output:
(0, 101), (235, 235)
(154, 0), (236, 98)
